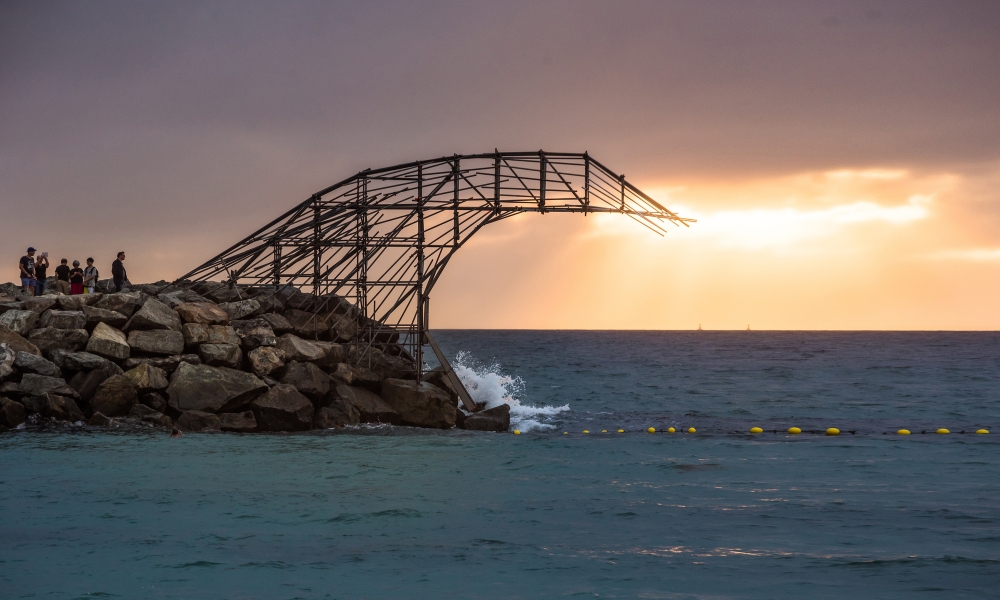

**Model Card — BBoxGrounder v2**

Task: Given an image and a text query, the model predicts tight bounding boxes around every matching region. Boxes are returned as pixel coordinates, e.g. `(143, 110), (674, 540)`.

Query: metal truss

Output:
(178, 151), (692, 400)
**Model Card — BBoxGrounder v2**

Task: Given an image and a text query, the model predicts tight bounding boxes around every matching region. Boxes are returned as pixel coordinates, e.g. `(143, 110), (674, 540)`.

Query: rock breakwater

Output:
(0, 280), (509, 434)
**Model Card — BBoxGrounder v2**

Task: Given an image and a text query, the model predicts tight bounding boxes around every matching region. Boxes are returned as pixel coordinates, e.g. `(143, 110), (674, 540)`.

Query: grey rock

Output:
(69, 364), (120, 404)
(128, 329), (184, 355)
(0, 397), (27, 428)
(42, 393), (86, 422)
(139, 391), (168, 414)
(460, 404), (511, 432)
(29, 327), (89, 353)
(177, 410), (220, 432)
(14, 351), (61, 377)
(280, 361), (330, 401)
(24, 296), (58, 314)
(95, 291), (142, 318)
(50, 350), (109, 372)
(231, 318), (276, 349)
(315, 401), (359, 428)
(129, 402), (172, 427)
(0, 344), (14, 380)
(122, 354), (200, 373)
(283, 309), (329, 338)
(90, 375), (137, 417)
(56, 295), (87, 311)
(380, 379), (455, 429)
(82, 305), (128, 329)
(124, 298), (182, 332)
(181, 323), (210, 345)
(275, 333), (325, 363)
(86, 322), (130, 360)
(219, 410), (257, 432)
(39, 309), (87, 330)
(0, 330), (40, 356)
(251, 384), (313, 432)
(87, 412), (114, 427)
(329, 363), (382, 393)
(219, 299), (261, 320)
(0, 310), (39, 335)
(258, 312), (293, 335)
(331, 384), (398, 424)
(207, 325), (240, 346)
(247, 346), (285, 378)
(123, 363), (169, 393)
(166, 362), (267, 413)
(198, 343), (242, 368)
(16, 373), (79, 398)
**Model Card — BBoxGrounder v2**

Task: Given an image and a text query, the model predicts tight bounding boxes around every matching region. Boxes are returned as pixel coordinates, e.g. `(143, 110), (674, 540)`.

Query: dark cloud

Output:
(2, 0), (998, 280)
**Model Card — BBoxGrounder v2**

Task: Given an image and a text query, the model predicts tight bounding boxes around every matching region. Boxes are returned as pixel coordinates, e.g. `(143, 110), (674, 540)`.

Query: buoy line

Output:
(527, 427), (991, 435)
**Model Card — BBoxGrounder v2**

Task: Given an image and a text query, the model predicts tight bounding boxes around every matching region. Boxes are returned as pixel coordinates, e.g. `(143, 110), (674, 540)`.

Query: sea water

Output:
(1, 331), (998, 599)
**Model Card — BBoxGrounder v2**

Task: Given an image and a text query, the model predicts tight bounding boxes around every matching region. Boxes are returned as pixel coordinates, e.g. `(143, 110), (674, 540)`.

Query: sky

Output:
(2, 1), (999, 329)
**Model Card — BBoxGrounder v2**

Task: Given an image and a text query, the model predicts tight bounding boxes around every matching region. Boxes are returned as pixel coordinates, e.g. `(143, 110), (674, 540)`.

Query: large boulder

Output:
(284, 309), (330, 338)
(55, 295), (86, 311)
(39, 310), (87, 330)
(198, 343), (242, 368)
(280, 361), (331, 400)
(139, 391), (168, 414)
(13, 351), (61, 377)
(328, 314), (359, 343)
(29, 328), (89, 353)
(50, 350), (108, 372)
(43, 393), (86, 422)
(123, 363), (169, 393)
(247, 346), (285, 378)
(219, 299), (261, 321)
(258, 312), (293, 335)
(207, 325), (240, 346)
(90, 375), (137, 417)
(166, 362), (268, 413)
(82, 305), (128, 329)
(315, 401), (360, 428)
(181, 323), (210, 345)
(311, 341), (345, 370)
(219, 410), (257, 433)
(380, 379), (455, 429)
(460, 404), (511, 432)
(0, 344), (14, 380)
(129, 402), (173, 427)
(275, 333), (325, 363)
(0, 330), (40, 356)
(0, 397), (27, 428)
(17, 373), (79, 398)
(0, 310), (39, 335)
(231, 319), (276, 349)
(251, 384), (313, 432)
(176, 410), (220, 432)
(95, 291), (142, 318)
(68, 360), (124, 404)
(124, 298), (181, 332)
(122, 353), (200, 373)
(86, 322), (130, 360)
(127, 330), (185, 355)
(329, 363), (382, 393)
(175, 302), (230, 325)
(24, 296), (58, 314)
(86, 412), (114, 427)
(330, 384), (398, 424)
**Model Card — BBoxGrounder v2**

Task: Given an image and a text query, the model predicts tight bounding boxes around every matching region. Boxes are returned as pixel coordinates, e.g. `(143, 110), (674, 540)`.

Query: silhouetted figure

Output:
(112, 251), (127, 292)
(54, 259), (71, 295)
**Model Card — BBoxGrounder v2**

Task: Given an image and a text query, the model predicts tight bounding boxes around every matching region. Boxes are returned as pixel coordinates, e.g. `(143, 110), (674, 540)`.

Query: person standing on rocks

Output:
(112, 251), (127, 292)
(18, 247), (36, 296)
(54, 258), (71, 295)
(69, 260), (85, 295)
(34, 252), (49, 296)
(83, 258), (99, 294)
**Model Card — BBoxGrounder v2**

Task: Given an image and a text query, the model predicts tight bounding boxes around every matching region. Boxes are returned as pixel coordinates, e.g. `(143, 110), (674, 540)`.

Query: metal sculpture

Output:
(179, 151), (692, 408)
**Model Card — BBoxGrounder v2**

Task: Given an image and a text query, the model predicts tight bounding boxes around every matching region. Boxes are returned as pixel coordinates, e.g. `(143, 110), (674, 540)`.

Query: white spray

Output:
(452, 351), (569, 432)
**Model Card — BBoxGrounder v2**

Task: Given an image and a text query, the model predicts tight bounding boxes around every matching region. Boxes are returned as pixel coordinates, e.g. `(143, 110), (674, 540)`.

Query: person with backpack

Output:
(83, 258), (99, 294)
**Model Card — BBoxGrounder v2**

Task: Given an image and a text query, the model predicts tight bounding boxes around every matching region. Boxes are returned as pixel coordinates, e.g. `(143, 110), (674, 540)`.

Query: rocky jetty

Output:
(0, 280), (510, 434)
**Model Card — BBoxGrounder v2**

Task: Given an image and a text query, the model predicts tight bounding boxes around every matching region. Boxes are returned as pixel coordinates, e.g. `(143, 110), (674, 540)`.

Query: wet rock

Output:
(166, 362), (268, 413)
(330, 384), (398, 424)
(127, 329), (185, 355)
(124, 298), (182, 332)
(219, 299), (261, 321)
(219, 410), (257, 432)
(122, 354), (200, 373)
(177, 410), (220, 432)
(87, 412), (113, 427)
(0, 345), (14, 380)
(231, 319), (276, 349)
(279, 361), (330, 401)
(29, 327), (89, 353)
(258, 312), (293, 335)
(460, 404), (511, 432)
(69, 363), (122, 406)
(13, 351), (61, 377)
(95, 291), (142, 318)
(247, 346), (285, 378)
(275, 333), (325, 363)
(380, 379), (455, 429)
(17, 373), (79, 398)
(1, 397), (27, 427)
(39, 310), (87, 330)
(86, 322), (130, 360)
(315, 402), (359, 428)
(174, 302), (230, 325)
(24, 296), (58, 314)
(82, 305), (128, 329)
(90, 375), (137, 417)
(139, 391), (168, 414)
(123, 363), (169, 393)
(42, 393), (85, 422)
(0, 310), (39, 335)
(198, 343), (242, 368)
(129, 402), (172, 427)
(251, 384), (313, 432)
(0, 330), (40, 356)
(424, 366), (461, 406)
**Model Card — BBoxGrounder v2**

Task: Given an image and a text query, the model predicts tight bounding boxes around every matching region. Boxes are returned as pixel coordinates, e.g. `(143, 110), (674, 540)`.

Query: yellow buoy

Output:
(687, 427), (696, 433)
(583, 430), (590, 434)
(936, 428), (950, 435)
(667, 427), (676, 433)
(749, 427), (763, 434)
(976, 429), (989, 435)
(513, 430), (521, 435)
(563, 432), (568, 435)
(617, 429), (624, 433)
(826, 428), (840, 436)
(897, 429), (911, 435)
(648, 427), (656, 433)
(787, 427), (801, 434)
(602, 429), (607, 433)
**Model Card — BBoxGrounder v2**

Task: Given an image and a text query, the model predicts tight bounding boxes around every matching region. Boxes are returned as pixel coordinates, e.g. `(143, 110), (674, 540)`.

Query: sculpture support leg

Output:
(424, 331), (478, 412)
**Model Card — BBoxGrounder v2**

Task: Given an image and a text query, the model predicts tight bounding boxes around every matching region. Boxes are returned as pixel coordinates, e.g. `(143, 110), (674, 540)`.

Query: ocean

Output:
(2, 331), (998, 599)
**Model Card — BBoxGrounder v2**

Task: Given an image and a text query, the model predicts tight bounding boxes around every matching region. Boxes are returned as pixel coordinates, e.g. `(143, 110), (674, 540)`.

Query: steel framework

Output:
(179, 151), (692, 406)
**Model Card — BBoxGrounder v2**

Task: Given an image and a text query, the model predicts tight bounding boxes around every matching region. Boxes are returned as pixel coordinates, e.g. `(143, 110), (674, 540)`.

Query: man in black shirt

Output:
(112, 251), (127, 293)
(34, 252), (49, 296)
(54, 259), (71, 295)
(18, 247), (36, 296)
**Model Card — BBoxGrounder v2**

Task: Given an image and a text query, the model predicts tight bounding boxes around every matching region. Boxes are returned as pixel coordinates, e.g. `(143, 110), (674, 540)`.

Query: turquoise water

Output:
(2, 332), (999, 598)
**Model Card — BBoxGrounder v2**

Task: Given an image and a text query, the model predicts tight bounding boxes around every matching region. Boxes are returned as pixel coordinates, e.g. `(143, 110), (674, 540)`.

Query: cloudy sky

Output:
(2, 1), (999, 328)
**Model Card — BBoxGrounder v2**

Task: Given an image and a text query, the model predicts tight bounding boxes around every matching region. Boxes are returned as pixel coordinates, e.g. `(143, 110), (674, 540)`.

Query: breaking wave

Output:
(452, 351), (569, 432)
